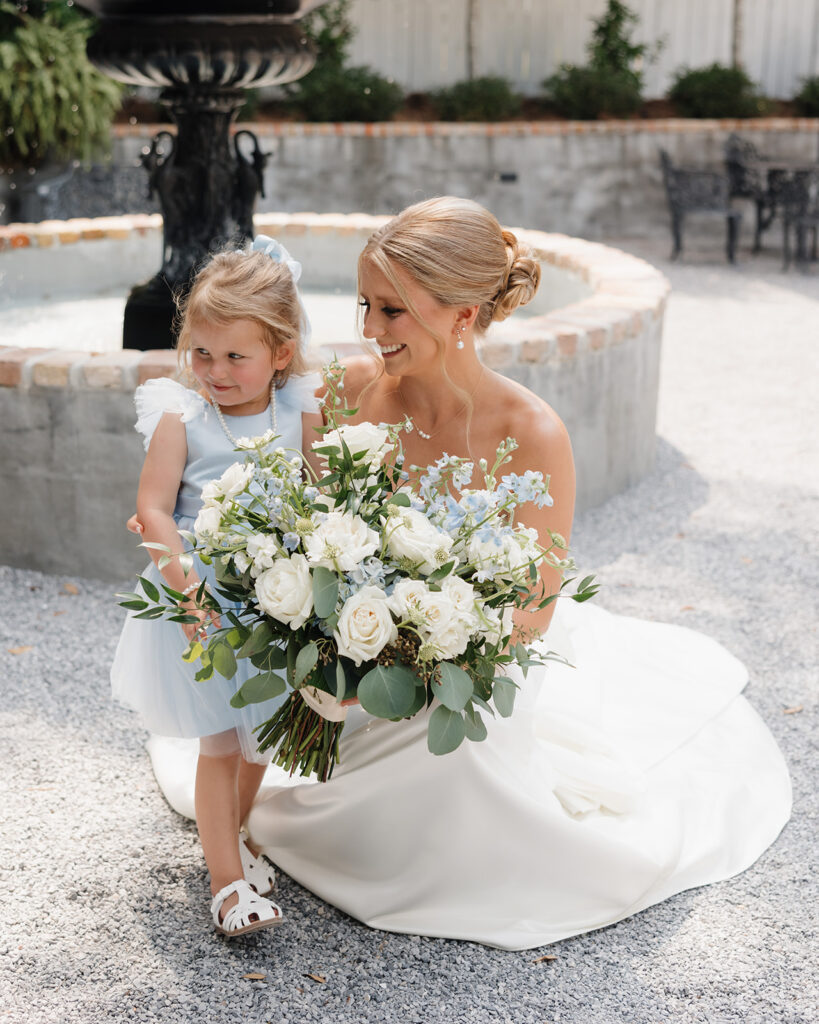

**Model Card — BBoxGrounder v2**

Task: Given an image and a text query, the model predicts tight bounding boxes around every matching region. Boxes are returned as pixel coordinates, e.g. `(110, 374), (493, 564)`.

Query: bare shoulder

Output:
(490, 373), (571, 458)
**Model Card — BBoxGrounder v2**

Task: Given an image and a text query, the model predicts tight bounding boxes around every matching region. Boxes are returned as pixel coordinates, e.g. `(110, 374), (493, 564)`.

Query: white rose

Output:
(389, 578), (430, 622)
(416, 589), (455, 634)
(304, 510), (379, 572)
(254, 554), (314, 630)
(441, 576), (479, 626)
(200, 461), (253, 504)
(193, 504), (224, 542)
(333, 585), (397, 666)
(246, 533), (280, 574)
(386, 508), (454, 576)
(429, 619), (472, 660)
(316, 422), (393, 470)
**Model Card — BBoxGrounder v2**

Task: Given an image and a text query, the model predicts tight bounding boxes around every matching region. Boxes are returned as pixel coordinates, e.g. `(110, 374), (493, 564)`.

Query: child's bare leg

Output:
(195, 750), (243, 918)
(238, 759), (267, 854)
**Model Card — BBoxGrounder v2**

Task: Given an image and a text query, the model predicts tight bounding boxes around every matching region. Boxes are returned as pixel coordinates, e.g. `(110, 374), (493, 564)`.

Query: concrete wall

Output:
(0, 214), (668, 581)
(107, 118), (819, 242)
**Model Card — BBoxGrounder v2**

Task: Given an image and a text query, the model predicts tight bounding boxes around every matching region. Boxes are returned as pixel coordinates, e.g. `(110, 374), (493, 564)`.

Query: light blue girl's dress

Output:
(110, 373), (319, 764)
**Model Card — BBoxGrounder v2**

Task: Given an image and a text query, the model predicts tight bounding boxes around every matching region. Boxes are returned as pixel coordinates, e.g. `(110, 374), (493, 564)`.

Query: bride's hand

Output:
(126, 513), (144, 535)
(340, 696), (360, 707)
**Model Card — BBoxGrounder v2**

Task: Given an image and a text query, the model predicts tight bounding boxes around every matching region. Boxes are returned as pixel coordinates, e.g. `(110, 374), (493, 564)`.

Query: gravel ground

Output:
(1, 239), (816, 1024)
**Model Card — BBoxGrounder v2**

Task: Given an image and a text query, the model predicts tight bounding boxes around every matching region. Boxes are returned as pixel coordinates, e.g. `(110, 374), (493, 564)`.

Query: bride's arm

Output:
(504, 402), (576, 639)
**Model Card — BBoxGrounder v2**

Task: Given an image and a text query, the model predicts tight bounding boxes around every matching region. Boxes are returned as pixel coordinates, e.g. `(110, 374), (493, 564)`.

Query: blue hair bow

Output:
(250, 234), (311, 351)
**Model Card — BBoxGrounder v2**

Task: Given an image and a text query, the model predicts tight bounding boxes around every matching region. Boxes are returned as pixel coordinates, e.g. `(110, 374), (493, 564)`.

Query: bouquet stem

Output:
(255, 691), (345, 782)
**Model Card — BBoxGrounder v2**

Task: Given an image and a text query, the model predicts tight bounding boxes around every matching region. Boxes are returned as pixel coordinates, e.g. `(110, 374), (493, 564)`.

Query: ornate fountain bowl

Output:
(86, 21), (315, 91)
(75, 0), (327, 348)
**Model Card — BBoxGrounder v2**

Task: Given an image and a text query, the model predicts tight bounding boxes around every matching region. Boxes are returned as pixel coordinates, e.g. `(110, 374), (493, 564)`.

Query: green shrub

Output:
(430, 76), (521, 121)
(542, 0), (652, 119)
(286, 0), (403, 122)
(668, 63), (763, 118)
(794, 75), (819, 116)
(544, 65), (642, 119)
(290, 62), (403, 122)
(0, 0), (122, 168)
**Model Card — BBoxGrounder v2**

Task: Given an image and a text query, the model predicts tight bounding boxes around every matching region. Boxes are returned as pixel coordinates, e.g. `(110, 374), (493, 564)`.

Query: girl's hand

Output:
(127, 514), (144, 535)
(178, 587), (222, 642)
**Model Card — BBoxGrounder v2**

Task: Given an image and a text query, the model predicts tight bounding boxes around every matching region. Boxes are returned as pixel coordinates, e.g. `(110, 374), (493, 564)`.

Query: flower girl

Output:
(111, 238), (321, 936)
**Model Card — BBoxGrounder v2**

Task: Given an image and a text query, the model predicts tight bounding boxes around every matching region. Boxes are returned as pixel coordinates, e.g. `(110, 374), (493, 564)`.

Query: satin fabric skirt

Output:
(147, 600), (791, 950)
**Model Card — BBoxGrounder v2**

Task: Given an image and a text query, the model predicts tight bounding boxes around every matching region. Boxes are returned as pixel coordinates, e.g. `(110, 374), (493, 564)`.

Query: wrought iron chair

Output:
(778, 168), (819, 269)
(659, 149), (742, 263)
(724, 134), (775, 252)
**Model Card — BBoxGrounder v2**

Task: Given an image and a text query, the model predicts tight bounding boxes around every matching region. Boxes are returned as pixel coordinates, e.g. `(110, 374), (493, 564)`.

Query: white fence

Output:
(347, 0), (819, 98)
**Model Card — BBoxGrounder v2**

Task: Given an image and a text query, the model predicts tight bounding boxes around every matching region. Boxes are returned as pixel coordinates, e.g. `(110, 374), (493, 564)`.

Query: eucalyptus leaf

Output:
(230, 671), (286, 708)
(386, 492), (411, 507)
(212, 642), (237, 680)
(358, 664), (418, 719)
(335, 659), (346, 701)
(463, 708), (487, 742)
(312, 566), (339, 619)
(427, 706), (466, 755)
(493, 675), (518, 718)
(182, 641), (204, 664)
(238, 620), (274, 659)
(433, 662), (474, 711)
(294, 642), (319, 687)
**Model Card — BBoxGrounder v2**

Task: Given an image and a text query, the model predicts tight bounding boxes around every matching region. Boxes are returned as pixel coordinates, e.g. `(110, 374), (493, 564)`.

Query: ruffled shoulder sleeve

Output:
(134, 378), (207, 451)
(276, 371), (322, 414)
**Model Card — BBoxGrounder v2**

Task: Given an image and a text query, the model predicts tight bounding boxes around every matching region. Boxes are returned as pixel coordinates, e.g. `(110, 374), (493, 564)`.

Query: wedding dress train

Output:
(147, 599), (791, 950)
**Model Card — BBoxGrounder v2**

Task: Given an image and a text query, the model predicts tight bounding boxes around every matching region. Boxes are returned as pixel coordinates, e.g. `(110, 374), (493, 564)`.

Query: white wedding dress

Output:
(147, 597), (791, 950)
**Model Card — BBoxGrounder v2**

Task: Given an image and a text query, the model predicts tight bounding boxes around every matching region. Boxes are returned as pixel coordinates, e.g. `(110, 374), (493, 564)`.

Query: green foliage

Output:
(542, 0), (652, 119)
(669, 63), (763, 118)
(289, 58), (403, 122)
(0, 0), (122, 168)
(299, 0), (355, 67)
(794, 75), (819, 117)
(544, 65), (642, 119)
(430, 75), (521, 122)
(287, 0), (403, 122)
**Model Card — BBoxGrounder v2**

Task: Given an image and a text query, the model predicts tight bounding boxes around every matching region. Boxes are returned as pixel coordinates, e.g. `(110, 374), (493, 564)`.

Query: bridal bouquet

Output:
(121, 361), (596, 781)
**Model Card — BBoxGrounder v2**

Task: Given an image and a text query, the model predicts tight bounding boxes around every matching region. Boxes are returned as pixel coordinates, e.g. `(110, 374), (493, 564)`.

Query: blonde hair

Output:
(359, 196), (541, 336)
(176, 247), (307, 386)
(358, 197), (541, 435)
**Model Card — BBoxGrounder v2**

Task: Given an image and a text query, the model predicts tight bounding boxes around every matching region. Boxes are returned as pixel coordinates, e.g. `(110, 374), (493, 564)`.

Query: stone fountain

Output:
(76, 0), (326, 349)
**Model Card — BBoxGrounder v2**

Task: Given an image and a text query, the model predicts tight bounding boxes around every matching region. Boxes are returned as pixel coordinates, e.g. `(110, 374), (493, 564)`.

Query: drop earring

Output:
(456, 326), (465, 350)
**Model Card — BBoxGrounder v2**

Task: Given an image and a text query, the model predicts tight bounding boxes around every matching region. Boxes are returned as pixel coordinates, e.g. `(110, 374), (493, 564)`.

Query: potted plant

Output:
(0, 0), (121, 222)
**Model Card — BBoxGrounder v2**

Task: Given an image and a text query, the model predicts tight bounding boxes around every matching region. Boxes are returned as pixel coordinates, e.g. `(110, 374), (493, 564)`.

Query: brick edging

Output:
(111, 117), (819, 139)
(0, 216), (668, 388)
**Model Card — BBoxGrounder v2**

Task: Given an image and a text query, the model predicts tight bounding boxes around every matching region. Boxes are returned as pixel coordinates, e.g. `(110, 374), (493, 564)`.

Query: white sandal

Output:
(210, 879), (283, 937)
(239, 833), (276, 896)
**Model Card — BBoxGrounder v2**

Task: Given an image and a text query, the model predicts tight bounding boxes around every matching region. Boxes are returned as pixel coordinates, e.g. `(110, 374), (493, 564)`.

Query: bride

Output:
(149, 197), (791, 950)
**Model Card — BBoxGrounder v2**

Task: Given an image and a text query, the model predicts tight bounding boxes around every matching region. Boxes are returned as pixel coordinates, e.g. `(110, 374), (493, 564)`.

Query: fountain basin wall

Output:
(0, 213), (668, 580)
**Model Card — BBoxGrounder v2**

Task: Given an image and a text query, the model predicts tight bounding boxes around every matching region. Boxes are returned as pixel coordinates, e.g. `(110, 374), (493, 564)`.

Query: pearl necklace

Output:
(398, 369), (485, 441)
(208, 382), (277, 447)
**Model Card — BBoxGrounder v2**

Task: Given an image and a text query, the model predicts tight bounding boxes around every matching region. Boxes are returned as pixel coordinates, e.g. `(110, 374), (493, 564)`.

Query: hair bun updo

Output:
(490, 230), (542, 324)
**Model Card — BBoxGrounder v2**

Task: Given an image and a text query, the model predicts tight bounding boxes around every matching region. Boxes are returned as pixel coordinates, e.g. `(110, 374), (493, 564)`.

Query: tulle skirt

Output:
(110, 514), (288, 764)
(146, 599), (792, 949)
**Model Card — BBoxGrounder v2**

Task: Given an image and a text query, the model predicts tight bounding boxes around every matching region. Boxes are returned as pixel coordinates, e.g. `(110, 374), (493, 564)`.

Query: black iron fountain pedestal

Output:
(78, 2), (321, 348)
(123, 87), (265, 350)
